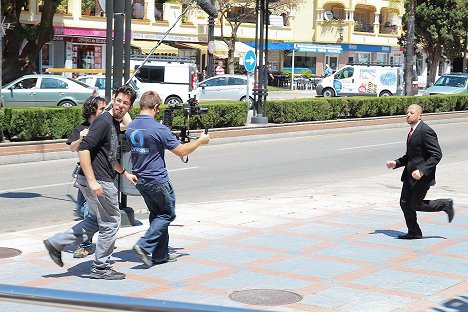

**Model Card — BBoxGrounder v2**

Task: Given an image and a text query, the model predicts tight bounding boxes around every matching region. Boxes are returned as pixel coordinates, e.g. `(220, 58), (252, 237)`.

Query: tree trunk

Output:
(404, 0), (415, 96)
(427, 45), (442, 85)
(2, 0), (57, 84)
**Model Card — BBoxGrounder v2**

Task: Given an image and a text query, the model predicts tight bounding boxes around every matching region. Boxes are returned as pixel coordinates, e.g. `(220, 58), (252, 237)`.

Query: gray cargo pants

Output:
(48, 175), (120, 270)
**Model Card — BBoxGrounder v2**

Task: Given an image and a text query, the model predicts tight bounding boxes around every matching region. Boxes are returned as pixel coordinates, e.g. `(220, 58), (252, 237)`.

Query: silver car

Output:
(1, 74), (97, 107)
(423, 73), (468, 95)
(192, 74), (254, 104)
(76, 74), (142, 102)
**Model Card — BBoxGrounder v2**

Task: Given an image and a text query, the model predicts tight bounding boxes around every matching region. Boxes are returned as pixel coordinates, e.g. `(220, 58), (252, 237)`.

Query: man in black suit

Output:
(386, 104), (454, 239)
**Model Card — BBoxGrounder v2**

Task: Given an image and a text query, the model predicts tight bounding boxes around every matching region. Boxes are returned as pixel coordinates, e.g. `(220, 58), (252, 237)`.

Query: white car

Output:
(76, 74), (142, 102)
(191, 74), (254, 105)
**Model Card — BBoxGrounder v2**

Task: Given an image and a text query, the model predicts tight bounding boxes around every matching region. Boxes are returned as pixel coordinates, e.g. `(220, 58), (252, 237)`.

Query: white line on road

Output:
(338, 141), (405, 151)
(0, 167), (199, 194)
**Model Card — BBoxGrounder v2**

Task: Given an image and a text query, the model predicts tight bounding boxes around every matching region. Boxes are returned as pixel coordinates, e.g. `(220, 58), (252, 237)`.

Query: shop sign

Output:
(343, 44), (392, 53)
(133, 32), (206, 43)
(54, 36), (106, 44)
(294, 43), (343, 54)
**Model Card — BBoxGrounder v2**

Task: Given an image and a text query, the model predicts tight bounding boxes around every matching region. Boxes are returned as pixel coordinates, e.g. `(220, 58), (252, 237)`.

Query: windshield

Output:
(433, 76), (468, 88)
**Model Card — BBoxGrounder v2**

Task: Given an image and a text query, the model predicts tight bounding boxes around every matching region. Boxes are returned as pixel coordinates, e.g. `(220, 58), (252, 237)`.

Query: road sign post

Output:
(244, 51), (257, 112)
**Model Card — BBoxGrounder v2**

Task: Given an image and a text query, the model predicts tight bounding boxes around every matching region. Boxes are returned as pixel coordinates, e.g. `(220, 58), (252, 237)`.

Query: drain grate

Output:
(229, 289), (302, 306)
(0, 247), (22, 259)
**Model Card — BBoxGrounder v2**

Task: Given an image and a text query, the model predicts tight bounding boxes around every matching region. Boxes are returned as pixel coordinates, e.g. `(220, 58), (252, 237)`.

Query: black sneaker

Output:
(152, 254), (179, 265)
(43, 239), (63, 267)
(89, 267), (126, 280)
(132, 245), (152, 267)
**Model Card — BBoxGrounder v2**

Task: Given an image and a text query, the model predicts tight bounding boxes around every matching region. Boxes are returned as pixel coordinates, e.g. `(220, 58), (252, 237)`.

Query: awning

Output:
(178, 41), (229, 58)
(130, 40), (178, 54)
(244, 42), (294, 50)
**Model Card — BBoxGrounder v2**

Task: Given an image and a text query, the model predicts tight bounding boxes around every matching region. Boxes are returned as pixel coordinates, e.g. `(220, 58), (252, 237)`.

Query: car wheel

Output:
(240, 96), (255, 109)
(379, 90), (392, 97)
(322, 88), (335, 97)
(165, 96), (182, 106)
(58, 100), (76, 107)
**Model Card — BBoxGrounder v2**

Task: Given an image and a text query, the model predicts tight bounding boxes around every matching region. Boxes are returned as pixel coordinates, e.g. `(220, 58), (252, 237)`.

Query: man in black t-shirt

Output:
(44, 86), (138, 280)
(66, 96), (107, 258)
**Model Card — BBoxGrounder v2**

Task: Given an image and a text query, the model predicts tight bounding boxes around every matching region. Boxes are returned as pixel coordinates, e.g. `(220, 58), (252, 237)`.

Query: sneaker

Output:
(152, 254), (179, 265)
(73, 246), (93, 258)
(89, 267), (126, 280)
(43, 239), (63, 267)
(132, 245), (152, 267)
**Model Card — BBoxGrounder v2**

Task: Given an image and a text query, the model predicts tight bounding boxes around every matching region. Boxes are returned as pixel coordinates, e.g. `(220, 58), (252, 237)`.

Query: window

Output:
(335, 67), (354, 80)
(205, 77), (226, 87)
(132, 0), (145, 19)
(135, 66), (165, 83)
(154, 1), (163, 21)
(14, 78), (38, 89)
(228, 77), (246, 85)
(356, 52), (371, 63)
(376, 53), (387, 64)
(40, 78), (68, 89)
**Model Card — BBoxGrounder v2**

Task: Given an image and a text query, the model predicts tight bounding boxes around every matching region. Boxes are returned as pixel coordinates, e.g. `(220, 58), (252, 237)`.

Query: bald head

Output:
(406, 104), (423, 125)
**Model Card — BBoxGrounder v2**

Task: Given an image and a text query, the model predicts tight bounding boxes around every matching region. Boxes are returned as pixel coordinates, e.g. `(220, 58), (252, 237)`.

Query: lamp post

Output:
(251, 0), (269, 124)
(206, 0), (215, 78)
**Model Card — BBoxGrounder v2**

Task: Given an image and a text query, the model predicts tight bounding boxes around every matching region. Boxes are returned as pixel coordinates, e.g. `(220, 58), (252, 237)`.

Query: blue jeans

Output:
(76, 189), (92, 248)
(136, 180), (176, 261)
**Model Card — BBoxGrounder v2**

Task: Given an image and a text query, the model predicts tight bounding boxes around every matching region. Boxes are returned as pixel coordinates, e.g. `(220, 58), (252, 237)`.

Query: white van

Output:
(316, 64), (404, 97)
(130, 56), (198, 105)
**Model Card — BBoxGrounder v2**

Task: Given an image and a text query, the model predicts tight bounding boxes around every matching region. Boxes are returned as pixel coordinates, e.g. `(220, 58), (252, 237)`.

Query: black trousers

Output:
(399, 182), (451, 235)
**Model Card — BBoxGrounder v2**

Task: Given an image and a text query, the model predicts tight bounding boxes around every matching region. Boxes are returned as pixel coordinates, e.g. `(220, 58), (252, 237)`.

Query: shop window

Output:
(356, 52), (371, 63)
(74, 45), (102, 69)
(376, 53), (387, 64)
(133, 0), (145, 19)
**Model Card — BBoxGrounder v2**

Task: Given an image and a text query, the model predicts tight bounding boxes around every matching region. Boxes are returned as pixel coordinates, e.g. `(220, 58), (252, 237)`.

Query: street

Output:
(1, 118), (467, 234)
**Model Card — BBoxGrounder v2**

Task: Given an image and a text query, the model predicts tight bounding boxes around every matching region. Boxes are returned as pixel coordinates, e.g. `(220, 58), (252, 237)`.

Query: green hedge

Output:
(1, 95), (467, 141)
(266, 94), (468, 123)
(0, 101), (249, 141)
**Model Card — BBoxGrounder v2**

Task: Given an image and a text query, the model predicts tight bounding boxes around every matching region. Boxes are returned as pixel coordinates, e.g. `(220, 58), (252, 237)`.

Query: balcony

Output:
(354, 22), (374, 33)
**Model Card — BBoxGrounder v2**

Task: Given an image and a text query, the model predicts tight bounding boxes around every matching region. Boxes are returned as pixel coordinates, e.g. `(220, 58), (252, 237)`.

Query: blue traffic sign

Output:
(244, 50), (257, 72)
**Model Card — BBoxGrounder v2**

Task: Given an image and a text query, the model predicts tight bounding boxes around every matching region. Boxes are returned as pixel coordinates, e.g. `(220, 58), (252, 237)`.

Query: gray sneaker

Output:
(152, 253), (179, 265)
(89, 267), (126, 280)
(132, 245), (152, 267)
(43, 239), (63, 267)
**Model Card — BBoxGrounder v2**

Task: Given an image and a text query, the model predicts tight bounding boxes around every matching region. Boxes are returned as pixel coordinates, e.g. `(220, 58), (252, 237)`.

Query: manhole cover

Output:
(229, 289), (302, 306)
(0, 247), (22, 259)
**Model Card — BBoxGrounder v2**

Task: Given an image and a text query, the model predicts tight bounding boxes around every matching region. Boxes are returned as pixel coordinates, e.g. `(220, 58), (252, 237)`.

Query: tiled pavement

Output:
(0, 159), (467, 312)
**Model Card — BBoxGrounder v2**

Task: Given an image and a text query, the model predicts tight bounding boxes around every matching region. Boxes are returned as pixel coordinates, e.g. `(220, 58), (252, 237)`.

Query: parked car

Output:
(191, 74), (254, 105)
(76, 74), (142, 101)
(1, 74), (97, 107)
(423, 73), (468, 95)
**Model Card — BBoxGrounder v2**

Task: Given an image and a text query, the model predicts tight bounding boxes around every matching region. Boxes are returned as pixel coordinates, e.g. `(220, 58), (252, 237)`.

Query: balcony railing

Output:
(379, 24), (398, 35)
(354, 22), (374, 33)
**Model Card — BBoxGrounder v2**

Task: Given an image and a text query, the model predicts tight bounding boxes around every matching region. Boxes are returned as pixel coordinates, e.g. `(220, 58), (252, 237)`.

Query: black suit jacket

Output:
(395, 121), (442, 187)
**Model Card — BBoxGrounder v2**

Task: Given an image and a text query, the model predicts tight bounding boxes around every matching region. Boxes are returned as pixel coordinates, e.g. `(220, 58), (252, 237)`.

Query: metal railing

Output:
(0, 284), (264, 312)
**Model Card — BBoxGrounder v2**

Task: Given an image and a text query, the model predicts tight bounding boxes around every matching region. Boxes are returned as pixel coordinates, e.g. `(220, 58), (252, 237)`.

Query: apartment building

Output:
(18, 0), (419, 80)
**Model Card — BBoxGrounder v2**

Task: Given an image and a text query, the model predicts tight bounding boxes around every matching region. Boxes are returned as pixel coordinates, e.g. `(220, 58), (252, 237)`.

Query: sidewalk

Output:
(0, 157), (467, 311)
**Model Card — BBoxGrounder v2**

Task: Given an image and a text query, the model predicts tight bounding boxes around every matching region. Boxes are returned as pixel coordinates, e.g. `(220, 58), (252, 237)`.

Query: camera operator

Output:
(126, 91), (209, 267)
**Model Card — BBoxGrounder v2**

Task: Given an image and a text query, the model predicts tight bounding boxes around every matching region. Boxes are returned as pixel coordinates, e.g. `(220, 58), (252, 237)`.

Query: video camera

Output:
(162, 96), (208, 144)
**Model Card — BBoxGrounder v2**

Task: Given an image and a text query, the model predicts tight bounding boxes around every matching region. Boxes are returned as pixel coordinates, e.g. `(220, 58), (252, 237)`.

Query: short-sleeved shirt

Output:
(78, 112), (121, 182)
(126, 115), (180, 184)
(66, 121), (91, 145)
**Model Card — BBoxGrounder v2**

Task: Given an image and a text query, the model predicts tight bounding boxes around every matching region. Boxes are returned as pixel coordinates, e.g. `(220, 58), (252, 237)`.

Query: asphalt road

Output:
(1, 118), (467, 234)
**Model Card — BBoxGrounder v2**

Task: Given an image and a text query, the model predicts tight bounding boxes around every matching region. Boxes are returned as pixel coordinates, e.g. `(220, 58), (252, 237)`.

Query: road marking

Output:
(0, 167), (199, 194)
(338, 141), (405, 151)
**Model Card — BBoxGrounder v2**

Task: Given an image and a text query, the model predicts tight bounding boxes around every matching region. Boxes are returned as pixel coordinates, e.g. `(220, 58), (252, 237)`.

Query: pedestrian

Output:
(66, 95), (107, 258)
(324, 64), (333, 77)
(44, 85), (138, 280)
(126, 91), (209, 267)
(215, 60), (225, 75)
(386, 104), (454, 239)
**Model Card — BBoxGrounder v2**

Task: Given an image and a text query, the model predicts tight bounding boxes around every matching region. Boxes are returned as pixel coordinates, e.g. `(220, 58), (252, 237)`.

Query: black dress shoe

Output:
(397, 233), (423, 240)
(444, 199), (455, 223)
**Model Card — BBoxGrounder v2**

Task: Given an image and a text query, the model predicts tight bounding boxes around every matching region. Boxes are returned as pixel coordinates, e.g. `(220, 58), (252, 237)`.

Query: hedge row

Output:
(0, 101), (249, 141)
(1, 95), (467, 141)
(266, 94), (468, 123)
